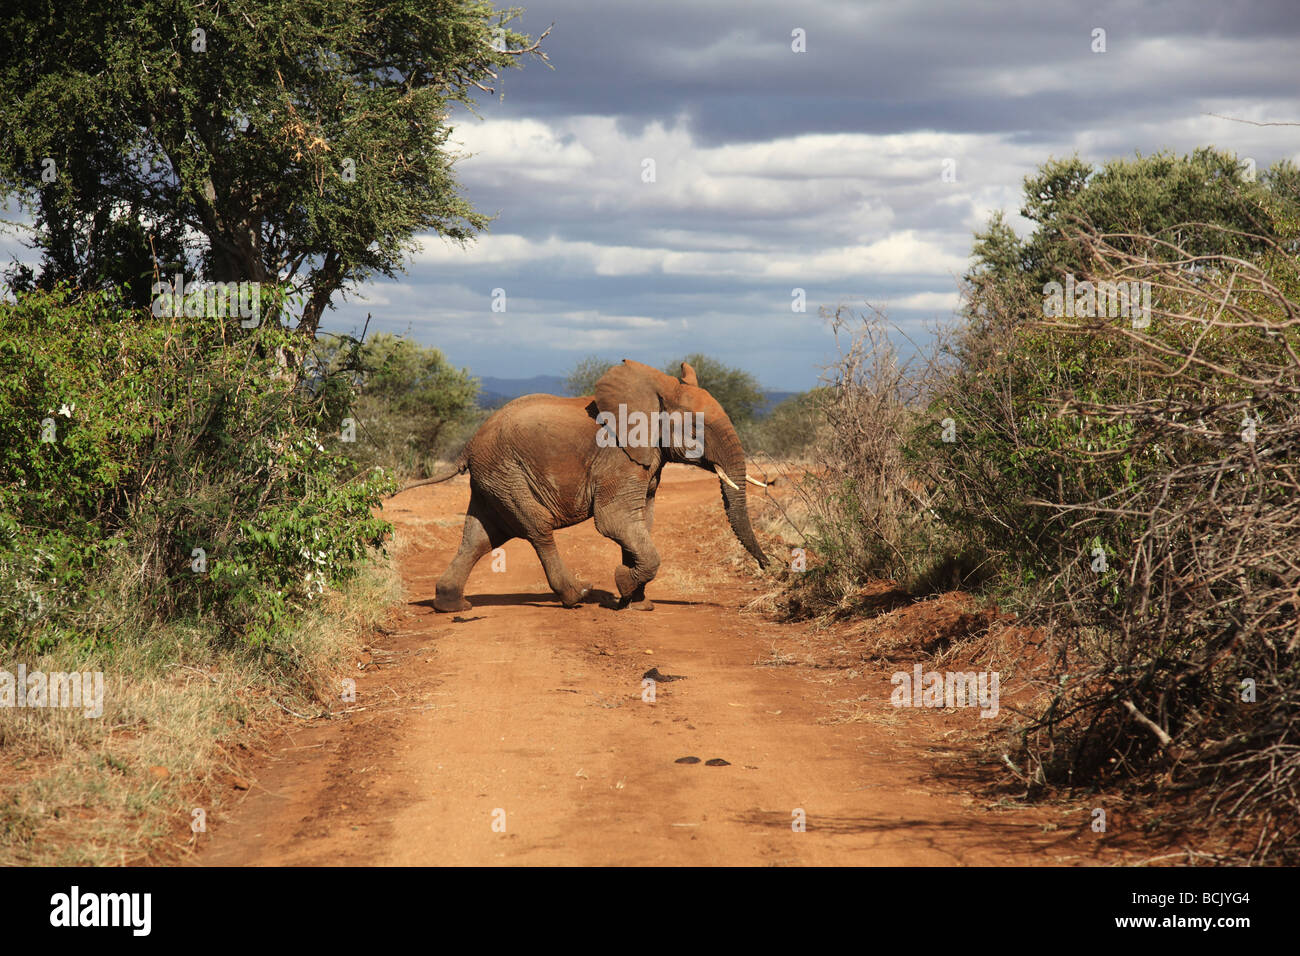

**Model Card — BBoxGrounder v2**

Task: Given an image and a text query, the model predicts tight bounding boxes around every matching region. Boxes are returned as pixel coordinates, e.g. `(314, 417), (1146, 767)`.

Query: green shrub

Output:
(0, 286), (394, 651)
(312, 332), (480, 480)
(909, 151), (1300, 861)
(742, 389), (824, 459)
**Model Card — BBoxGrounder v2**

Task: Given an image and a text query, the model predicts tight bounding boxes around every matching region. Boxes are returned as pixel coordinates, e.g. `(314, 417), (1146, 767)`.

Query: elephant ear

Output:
(594, 359), (661, 468)
(679, 361), (699, 387)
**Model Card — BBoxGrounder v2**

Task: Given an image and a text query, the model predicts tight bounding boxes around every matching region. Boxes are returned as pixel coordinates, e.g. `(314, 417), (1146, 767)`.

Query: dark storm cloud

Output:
(496, 0), (1300, 144)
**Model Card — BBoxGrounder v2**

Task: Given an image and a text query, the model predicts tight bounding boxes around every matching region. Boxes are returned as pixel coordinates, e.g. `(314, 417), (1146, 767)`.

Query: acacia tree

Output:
(564, 355), (617, 396)
(314, 331), (480, 473)
(663, 353), (765, 426)
(567, 353), (766, 427)
(0, 0), (547, 334)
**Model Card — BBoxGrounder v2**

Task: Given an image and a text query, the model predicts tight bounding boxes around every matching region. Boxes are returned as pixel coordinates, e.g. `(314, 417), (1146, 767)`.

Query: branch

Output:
(500, 22), (553, 58)
(1204, 112), (1300, 127)
(1123, 699), (1174, 748)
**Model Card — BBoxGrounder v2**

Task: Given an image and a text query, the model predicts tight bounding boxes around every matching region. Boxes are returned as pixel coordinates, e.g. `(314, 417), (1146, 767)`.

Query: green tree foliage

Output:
(903, 149), (1300, 856)
(314, 332), (479, 477)
(745, 389), (823, 457)
(563, 356), (617, 396)
(0, 1), (547, 330)
(929, 149), (1300, 574)
(965, 149), (1290, 341)
(663, 353), (765, 426)
(0, 287), (394, 649)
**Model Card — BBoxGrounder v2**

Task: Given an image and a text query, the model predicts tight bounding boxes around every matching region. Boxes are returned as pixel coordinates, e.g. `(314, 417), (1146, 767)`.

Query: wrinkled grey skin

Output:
(424, 359), (768, 612)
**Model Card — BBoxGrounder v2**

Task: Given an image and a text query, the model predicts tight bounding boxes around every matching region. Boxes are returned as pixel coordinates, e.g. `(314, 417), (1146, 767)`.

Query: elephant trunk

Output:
(707, 420), (769, 569)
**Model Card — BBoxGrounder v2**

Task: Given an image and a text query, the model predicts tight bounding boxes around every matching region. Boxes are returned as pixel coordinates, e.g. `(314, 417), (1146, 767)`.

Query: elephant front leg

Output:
(617, 485), (658, 609)
(615, 548), (655, 611)
(602, 524), (660, 611)
(594, 487), (660, 610)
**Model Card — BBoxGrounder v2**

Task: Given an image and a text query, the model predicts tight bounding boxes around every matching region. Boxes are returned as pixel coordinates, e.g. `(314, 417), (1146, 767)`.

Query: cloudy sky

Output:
(9, 1), (1300, 390)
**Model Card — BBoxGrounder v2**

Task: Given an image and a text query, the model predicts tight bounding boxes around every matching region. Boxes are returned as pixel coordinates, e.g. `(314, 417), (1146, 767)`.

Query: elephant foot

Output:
(613, 569), (652, 610)
(613, 593), (654, 611)
(614, 566), (642, 600)
(560, 586), (590, 609)
(433, 591), (472, 613)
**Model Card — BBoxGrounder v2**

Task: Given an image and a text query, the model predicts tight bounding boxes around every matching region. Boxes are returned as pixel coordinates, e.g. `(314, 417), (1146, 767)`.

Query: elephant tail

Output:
(389, 451), (469, 496)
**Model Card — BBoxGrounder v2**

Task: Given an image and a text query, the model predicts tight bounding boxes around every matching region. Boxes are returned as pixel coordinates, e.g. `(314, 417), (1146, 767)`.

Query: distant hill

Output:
(756, 391), (799, 416)
(476, 374), (569, 408)
(476, 375), (801, 417)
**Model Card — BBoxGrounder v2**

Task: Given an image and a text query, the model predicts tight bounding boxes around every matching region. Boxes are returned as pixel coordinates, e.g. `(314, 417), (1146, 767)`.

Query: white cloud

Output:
(884, 290), (962, 311)
(414, 229), (970, 280)
(450, 118), (596, 181)
(554, 310), (671, 330)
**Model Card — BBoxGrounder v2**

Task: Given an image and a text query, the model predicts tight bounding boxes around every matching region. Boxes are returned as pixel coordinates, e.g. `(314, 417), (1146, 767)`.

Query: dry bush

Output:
(768, 307), (965, 616)
(938, 219), (1300, 863)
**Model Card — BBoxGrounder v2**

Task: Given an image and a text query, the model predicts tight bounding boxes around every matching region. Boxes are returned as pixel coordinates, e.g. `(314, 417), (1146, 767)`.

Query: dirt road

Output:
(197, 467), (1107, 866)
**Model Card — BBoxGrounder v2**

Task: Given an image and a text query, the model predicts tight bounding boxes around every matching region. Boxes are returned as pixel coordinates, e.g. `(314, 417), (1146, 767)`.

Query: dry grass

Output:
(654, 564), (716, 595)
(0, 548), (402, 866)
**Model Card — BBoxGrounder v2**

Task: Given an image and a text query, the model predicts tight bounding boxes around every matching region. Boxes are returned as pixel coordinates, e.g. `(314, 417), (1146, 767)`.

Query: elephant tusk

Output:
(745, 474), (768, 489)
(714, 465), (740, 490)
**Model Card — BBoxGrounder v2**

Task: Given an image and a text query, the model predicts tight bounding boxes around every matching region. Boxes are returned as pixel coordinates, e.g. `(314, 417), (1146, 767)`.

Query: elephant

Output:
(400, 359), (770, 612)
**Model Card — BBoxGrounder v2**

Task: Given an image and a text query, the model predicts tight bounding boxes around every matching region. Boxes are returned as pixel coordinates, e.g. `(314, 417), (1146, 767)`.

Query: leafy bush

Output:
(742, 389), (824, 459)
(911, 150), (1300, 861)
(782, 151), (1300, 860)
(0, 287), (394, 651)
(923, 151), (1299, 589)
(313, 331), (480, 480)
(564, 355), (617, 397)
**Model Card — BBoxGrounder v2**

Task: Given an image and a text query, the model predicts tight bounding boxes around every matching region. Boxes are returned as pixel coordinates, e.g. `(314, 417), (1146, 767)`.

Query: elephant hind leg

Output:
(529, 533), (589, 608)
(435, 497), (510, 613)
